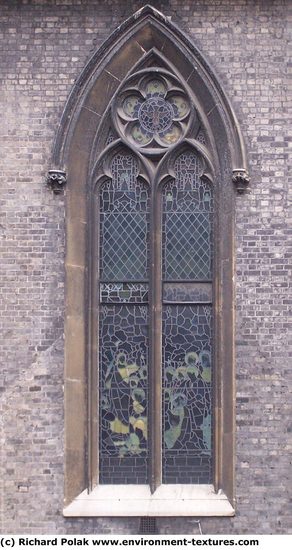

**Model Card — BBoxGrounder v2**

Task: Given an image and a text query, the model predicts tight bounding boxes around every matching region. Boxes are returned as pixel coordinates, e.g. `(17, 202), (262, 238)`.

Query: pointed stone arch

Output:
(59, 5), (248, 515)
(52, 4), (248, 182)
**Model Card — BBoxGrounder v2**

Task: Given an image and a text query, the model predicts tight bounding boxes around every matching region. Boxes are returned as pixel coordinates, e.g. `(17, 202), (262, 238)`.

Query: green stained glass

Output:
(169, 95), (189, 118)
(162, 150), (213, 484)
(132, 124), (151, 145)
(99, 304), (148, 459)
(99, 152), (150, 484)
(120, 78), (189, 149)
(162, 305), (212, 484)
(159, 124), (181, 145)
(123, 95), (142, 117)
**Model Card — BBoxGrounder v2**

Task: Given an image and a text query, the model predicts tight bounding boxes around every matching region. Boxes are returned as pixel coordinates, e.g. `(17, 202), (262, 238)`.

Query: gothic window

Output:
(93, 71), (215, 491)
(58, 6), (249, 516)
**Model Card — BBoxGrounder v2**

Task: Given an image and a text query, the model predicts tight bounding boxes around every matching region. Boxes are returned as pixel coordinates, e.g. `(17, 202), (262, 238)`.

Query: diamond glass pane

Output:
(101, 212), (148, 281)
(162, 304), (212, 484)
(99, 304), (149, 484)
(162, 151), (213, 281)
(100, 153), (149, 282)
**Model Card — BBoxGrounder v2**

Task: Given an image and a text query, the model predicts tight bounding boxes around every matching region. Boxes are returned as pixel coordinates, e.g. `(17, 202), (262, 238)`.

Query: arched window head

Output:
(54, 5), (249, 517)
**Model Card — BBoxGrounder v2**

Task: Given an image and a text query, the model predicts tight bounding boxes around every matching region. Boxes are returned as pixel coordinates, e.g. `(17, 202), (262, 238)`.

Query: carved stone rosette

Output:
(47, 169), (67, 194)
(232, 169), (250, 194)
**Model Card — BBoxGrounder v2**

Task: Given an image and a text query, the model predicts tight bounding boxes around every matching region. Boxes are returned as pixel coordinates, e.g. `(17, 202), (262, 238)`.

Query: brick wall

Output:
(0, 0), (291, 535)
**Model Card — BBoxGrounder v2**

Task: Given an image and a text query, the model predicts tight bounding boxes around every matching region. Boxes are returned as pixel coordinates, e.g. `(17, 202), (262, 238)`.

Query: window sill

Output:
(63, 485), (235, 517)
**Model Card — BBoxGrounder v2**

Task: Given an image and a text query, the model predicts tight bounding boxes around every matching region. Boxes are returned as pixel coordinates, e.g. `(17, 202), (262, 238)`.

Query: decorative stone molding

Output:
(232, 169), (250, 194)
(47, 169), (67, 194)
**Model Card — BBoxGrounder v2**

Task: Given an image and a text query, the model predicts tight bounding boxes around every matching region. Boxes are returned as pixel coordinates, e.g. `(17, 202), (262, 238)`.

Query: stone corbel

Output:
(232, 169), (250, 194)
(47, 169), (67, 194)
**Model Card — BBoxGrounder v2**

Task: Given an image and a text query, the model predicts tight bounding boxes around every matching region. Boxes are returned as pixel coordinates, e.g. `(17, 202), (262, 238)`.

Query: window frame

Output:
(53, 6), (249, 516)
(91, 139), (215, 493)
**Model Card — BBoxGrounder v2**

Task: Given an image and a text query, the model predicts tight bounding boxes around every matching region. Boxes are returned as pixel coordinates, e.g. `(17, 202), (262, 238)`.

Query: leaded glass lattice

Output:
(99, 151), (150, 484)
(99, 304), (148, 482)
(161, 150), (213, 484)
(162, 151), (213, 281)
(138, 97), (174, 133)
(196, 128), (206, 145)
(98, 78), (214, 488)
(100, 283), (148, 304)
(163, 282), (212, 303)
(118, 76), (191, 149)
(162, 305), (212, 483)
(100, 154), (149, 281)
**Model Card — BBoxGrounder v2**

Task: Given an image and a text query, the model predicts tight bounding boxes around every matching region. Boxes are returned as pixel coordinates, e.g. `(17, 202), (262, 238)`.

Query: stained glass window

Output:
(118, 76), (191, 150)
(100, 154), (149, 281)
(98, 66), (214, 488)
(162, 152), (213, 281)
(162, 150), (213, 484)
(61, 14), (241, 509)
(98, 147), (213, 486)
(99, 151), (150, 484)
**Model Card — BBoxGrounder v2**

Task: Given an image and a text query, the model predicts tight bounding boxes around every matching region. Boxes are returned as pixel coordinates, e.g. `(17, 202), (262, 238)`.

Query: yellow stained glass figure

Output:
(123, 96), (141, 117)
(145, 79), (166, 96)
(132, 124), (151, 145)
(170, 95), (189, 118)
(160, 124), (181, 144)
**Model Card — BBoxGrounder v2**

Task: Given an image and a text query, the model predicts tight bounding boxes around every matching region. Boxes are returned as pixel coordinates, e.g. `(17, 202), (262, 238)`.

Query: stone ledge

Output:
(63, 485), (235, 517)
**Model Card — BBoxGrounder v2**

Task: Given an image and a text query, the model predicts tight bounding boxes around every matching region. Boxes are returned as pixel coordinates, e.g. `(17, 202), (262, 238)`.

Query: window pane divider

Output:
(149, 189), (162, 494)
(100, 301), (149, 305)
(163, 280), (212, 284)
(100, 280), (149, 284)
(163, 301), (212, 305)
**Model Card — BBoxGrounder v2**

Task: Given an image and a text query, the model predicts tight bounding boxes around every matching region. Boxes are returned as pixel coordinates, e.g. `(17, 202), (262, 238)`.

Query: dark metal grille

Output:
(139, 517), (158, 534)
